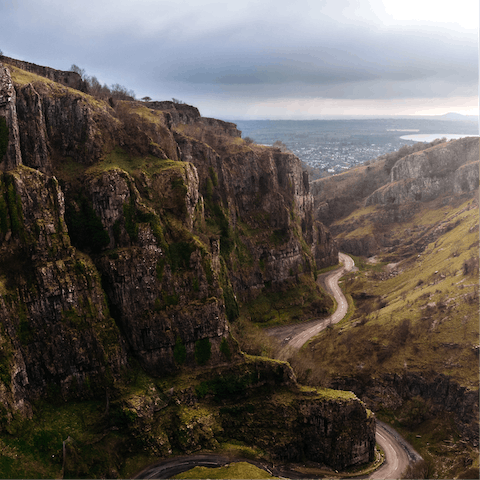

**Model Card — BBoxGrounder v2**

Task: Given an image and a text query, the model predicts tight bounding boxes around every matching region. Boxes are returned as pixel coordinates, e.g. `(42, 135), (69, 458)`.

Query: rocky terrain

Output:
(0, 58), (377, 477)
(312, 136), (479, 257)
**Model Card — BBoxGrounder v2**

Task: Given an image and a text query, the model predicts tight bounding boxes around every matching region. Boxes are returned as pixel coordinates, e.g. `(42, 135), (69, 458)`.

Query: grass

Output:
(133, 105), (165, 125)
(85, 146), (186, 178)
(309, 195), (479, 384)
(302, 194), (479, 478)
(310, 202), (478, 383)
(238, 274), (334, 328)
(0, 399), (110, 478)
(7, 64), (105, 109)
(298, 385), (357, 402)
(173, 462), (278, 479)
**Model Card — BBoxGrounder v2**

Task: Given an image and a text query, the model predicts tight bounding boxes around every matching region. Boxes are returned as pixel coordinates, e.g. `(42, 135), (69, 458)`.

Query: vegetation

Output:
(194, 338), (212, 366)
(237, 274), (333, 328)
(173, 462), (277, 479)
(173, 337), (187, 365)
(70, 63), (136, 101)
(3, 59), (476, 480)
(0, 117), (8, 160)
(308, 197), (479, 385)
(65, 195), (110, 253)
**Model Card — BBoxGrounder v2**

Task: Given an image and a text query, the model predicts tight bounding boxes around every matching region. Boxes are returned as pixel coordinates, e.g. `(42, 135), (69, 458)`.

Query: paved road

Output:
(134, 455), (232, 479)
(267, 252), (355, 356)
(371, 421), (423, 479)
(267, 252), (422, 479)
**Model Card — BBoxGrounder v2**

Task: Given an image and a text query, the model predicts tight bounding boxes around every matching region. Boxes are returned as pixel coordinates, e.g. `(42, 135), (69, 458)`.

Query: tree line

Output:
(70, 64), (136, 102)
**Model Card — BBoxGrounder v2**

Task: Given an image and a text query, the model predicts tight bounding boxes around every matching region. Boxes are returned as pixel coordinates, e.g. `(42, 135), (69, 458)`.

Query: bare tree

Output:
(70, 64), (85, 79)
(273, 140), (291, 153)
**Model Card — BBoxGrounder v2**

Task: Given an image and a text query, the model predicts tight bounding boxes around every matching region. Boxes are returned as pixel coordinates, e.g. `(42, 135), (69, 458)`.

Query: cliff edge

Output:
(0, 58), (374, 476)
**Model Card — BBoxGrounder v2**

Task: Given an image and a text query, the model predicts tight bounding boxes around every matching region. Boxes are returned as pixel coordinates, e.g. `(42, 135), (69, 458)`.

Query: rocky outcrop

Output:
(121, 358), (375, 470)
(0, 55), (86, 91)
(331, 372), (479, 446)
(454, 161), (479, 194)
(0, 58), (378, 476)
(145, 101), (202, 127)
(0, 58), (347, 460)
(174, 135), (338, 298)
(0, 65), (22, 170)
(366, 137), (479, 206)
(0, 166), (128, 416)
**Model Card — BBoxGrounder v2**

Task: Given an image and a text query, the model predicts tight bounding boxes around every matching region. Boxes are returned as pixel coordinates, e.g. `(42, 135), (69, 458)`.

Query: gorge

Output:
(0, 56), (477, 479)
(0, 57), (375, 478)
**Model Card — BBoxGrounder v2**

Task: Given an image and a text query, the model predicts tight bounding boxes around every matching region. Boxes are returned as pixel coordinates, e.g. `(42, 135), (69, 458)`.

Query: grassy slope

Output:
(304, 194), (479, 479)
(308, 195), (478, 386)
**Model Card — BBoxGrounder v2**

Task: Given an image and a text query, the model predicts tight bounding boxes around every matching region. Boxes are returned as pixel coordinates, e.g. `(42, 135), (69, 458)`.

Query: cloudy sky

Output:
(1, 0), (478, 119)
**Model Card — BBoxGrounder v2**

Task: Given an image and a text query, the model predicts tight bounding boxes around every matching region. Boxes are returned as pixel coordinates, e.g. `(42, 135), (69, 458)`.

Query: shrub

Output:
(123, 201), (138, 242)
(208, 166), (218, 186)
(194, 337), (211, 365)
(169, 241), (195, 272)
(0, 352), (11, 385)
(173, 337), (186, 365)
(0, 194), (8, 235)
(65, 196), (110, 253)
(402, 460), (428, 479)
(6, 182), (22, 236)
(220, 337), (232, 361)
(17, 318), (34, 345)
(463, 256), (479, 276)
(0, 117), (8, 160)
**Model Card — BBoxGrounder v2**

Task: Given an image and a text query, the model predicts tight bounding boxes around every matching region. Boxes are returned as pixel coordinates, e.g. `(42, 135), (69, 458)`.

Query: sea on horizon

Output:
(233, 118), (478, 174)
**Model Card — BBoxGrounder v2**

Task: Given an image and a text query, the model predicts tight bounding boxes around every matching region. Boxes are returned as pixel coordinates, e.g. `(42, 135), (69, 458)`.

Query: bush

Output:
(0, 117), (8, 160)
(194, 338), (211, 365)
(402, 459), (428, 479)
(463, 256), (479, 276)
(6, 182), (22, 236)
(173, 337), (186, 365)
(220, 337), (232, 361)
(169, 241), (195, 272)
(65, 196), (110, 253)
(0, 193), (8, 235)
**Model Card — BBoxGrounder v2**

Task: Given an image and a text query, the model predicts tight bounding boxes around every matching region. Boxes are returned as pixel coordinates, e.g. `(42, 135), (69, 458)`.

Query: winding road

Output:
(267, 252), (422, 479)
(267, 252), (355, 355)
(136, 253), (422, 479)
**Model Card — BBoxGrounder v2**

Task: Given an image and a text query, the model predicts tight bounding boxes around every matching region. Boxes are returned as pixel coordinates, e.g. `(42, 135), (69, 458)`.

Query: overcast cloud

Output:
(1, 0), (477, 118)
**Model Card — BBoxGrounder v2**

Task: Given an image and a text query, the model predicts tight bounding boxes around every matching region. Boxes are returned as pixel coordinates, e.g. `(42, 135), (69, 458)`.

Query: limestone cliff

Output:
(312, 136), (479, 257)
(0, 58), (368, 475)
(366, 136), (479, 206)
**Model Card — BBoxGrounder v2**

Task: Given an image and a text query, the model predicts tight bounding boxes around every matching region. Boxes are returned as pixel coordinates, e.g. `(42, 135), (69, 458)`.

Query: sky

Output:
(0, 0), (478, 120)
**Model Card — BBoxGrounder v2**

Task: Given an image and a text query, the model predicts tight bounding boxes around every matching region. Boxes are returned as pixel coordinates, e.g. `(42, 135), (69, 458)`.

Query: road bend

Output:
(267, 252), (354, 357)
(266, 252), (422, 479)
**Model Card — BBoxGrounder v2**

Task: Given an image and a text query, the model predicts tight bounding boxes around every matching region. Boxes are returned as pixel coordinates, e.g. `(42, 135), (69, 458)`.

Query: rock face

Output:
(0, 65), (22, 170)
(121, 359), (376, 471)
(0, 55), (86, 91)
(366, 137), (479, 206)
(311, 136), (479, 257)
(0, 56), (359, 470)
(0, 166), (128, 417)
(331, 372), (479, 446)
